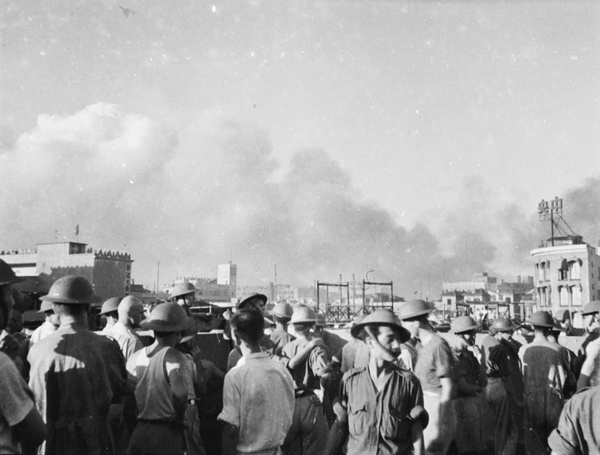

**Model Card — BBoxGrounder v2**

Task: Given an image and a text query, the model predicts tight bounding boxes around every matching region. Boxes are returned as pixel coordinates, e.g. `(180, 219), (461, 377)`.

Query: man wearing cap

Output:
(99, 297), (121, 333)
(28, 275), (128, 455)
(219, 308), (294, 455)
(127, 302), (197, 455)
(519, 311), (569, 455)
(281, 305), (330, 455)
(0, 259), (47, 454)
(29, 301), (60, 346)
(449, 316), (487, 455)
(398, 299), (454, 455)
(576, 301), (600, 390)
(326, 309), (426, 455)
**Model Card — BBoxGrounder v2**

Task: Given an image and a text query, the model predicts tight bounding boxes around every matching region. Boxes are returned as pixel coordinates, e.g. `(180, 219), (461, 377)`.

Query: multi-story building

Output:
(1, 241), (133, 302)
(531, 235), (600, 318)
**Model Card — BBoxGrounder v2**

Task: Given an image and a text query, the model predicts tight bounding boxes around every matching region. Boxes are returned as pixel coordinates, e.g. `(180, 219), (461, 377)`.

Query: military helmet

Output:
(528, 311), (555, 328)
(272, 302), (293, 318)
(170, 282), (196, 299)
(141, 302), (193, 332)
(238, 293), (268, 310)
(489, 317), (516, 333)
(451, 316), (479, 334)
(0, 259), (24, 287)
(351, 309), (410, 343)
(397, 299), (433, 321)
(100, 297), (121, 315)
(40, 275), (99, 305)
(291, 305), (317, 324)
(582, 301), (600, 316)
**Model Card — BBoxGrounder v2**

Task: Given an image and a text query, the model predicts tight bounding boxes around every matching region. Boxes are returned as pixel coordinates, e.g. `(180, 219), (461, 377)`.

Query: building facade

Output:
(1, 241), (133, 302)
(531, 235), (600, 317)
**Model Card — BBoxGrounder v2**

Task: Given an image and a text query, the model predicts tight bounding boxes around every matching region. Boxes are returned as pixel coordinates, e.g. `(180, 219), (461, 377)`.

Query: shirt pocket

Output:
(381, 411), (411, 443)
(347, 399), (368, 435)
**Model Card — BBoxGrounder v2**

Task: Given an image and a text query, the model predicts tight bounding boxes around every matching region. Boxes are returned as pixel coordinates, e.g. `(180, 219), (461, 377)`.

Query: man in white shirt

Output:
(29, 301), (59, 346)
(219, 308), (295, 455)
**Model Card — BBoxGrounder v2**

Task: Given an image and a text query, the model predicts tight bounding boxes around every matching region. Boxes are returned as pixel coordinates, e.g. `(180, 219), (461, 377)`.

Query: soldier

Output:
(339, 315), (370, 373)
(270, 302), (294, 356)
(219, 309), (294, 455)
(0, 259), (47, 454)
(282, 305), (330, 455)
(326, 309), (427, 455)
(520, 311), (569, 455)
(398, 299), (454, 455)
(99, 297), (121, 332)
(480, 317), (521, 455)
(28, 275), (128, 455)
(127, 302), (197, 455)
(449, 316), (487, 455)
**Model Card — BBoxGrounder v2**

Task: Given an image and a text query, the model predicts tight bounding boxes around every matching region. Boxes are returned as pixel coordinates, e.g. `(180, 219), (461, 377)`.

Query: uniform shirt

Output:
(28, 322), (128, 455)
(452, 342), (486, 396)
(101, 321), (143, 362)
(548, 387), (600, 455)
(414, 333), (454, 392)
(583, 337), (600, 387)
(218, 352), (294, 453)
(270, 328), (294, 357)
(340, 339), (370, 373)
(282, 338), (329, 390)
(0, 352), (35, 454)
(340, 364), (424, 455)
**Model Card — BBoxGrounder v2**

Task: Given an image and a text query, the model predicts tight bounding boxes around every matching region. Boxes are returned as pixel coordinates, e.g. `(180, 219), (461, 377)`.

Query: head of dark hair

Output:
(231, 308), (264, 344)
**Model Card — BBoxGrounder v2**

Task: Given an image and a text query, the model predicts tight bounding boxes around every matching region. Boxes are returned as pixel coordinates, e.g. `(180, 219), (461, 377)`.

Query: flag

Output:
(75, 225), (79, 236)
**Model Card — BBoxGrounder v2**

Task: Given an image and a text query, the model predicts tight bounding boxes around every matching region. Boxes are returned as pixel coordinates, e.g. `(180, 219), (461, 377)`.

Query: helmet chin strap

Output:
(364, 326), (398, 363)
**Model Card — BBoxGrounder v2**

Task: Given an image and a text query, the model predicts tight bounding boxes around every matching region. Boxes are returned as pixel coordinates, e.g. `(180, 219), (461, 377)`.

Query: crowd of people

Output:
(0, 257), (599, 455)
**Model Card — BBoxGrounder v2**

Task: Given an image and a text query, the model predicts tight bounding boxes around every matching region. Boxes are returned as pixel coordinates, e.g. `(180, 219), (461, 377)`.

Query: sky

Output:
(1, 0), (599, 298)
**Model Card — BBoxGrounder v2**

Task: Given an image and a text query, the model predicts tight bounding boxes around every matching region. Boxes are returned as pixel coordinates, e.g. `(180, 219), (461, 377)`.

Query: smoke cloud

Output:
(2, 104), (596, 298)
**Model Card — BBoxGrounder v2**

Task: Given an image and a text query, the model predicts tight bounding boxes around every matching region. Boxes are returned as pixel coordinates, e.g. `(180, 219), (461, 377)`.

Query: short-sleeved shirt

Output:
(101, 321), (143, 362)
(282, 338), (329, 390)
(548, 387), (600, 455)
(414, 334), (454, 392)
(218, 352), (295, 453)
(340, 364), (424, 455)
(0, 352), (35, 454)
(28, 322), (128, 454)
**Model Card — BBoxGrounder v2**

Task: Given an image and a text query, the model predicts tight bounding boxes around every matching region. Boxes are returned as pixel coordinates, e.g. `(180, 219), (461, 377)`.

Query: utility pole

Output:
(156, 261), (160, 293)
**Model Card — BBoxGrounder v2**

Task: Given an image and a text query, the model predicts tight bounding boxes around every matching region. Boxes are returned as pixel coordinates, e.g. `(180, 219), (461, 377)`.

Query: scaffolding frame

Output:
(316, 280), (395, 323)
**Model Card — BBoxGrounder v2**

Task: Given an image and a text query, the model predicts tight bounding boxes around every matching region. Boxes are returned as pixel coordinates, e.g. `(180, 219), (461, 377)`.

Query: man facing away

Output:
(520, 311), (568, 455)
(126, 302), (197, 455)
(326, 309), (427, 455)
(218, 308), (294, 455)
(480, 318), (521, 455)
(102, 296), (145, 362)
(28, 275), (128, 455)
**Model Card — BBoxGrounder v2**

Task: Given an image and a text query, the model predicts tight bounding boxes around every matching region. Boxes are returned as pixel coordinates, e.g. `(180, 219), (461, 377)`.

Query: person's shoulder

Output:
(342, 365), (367, 383)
